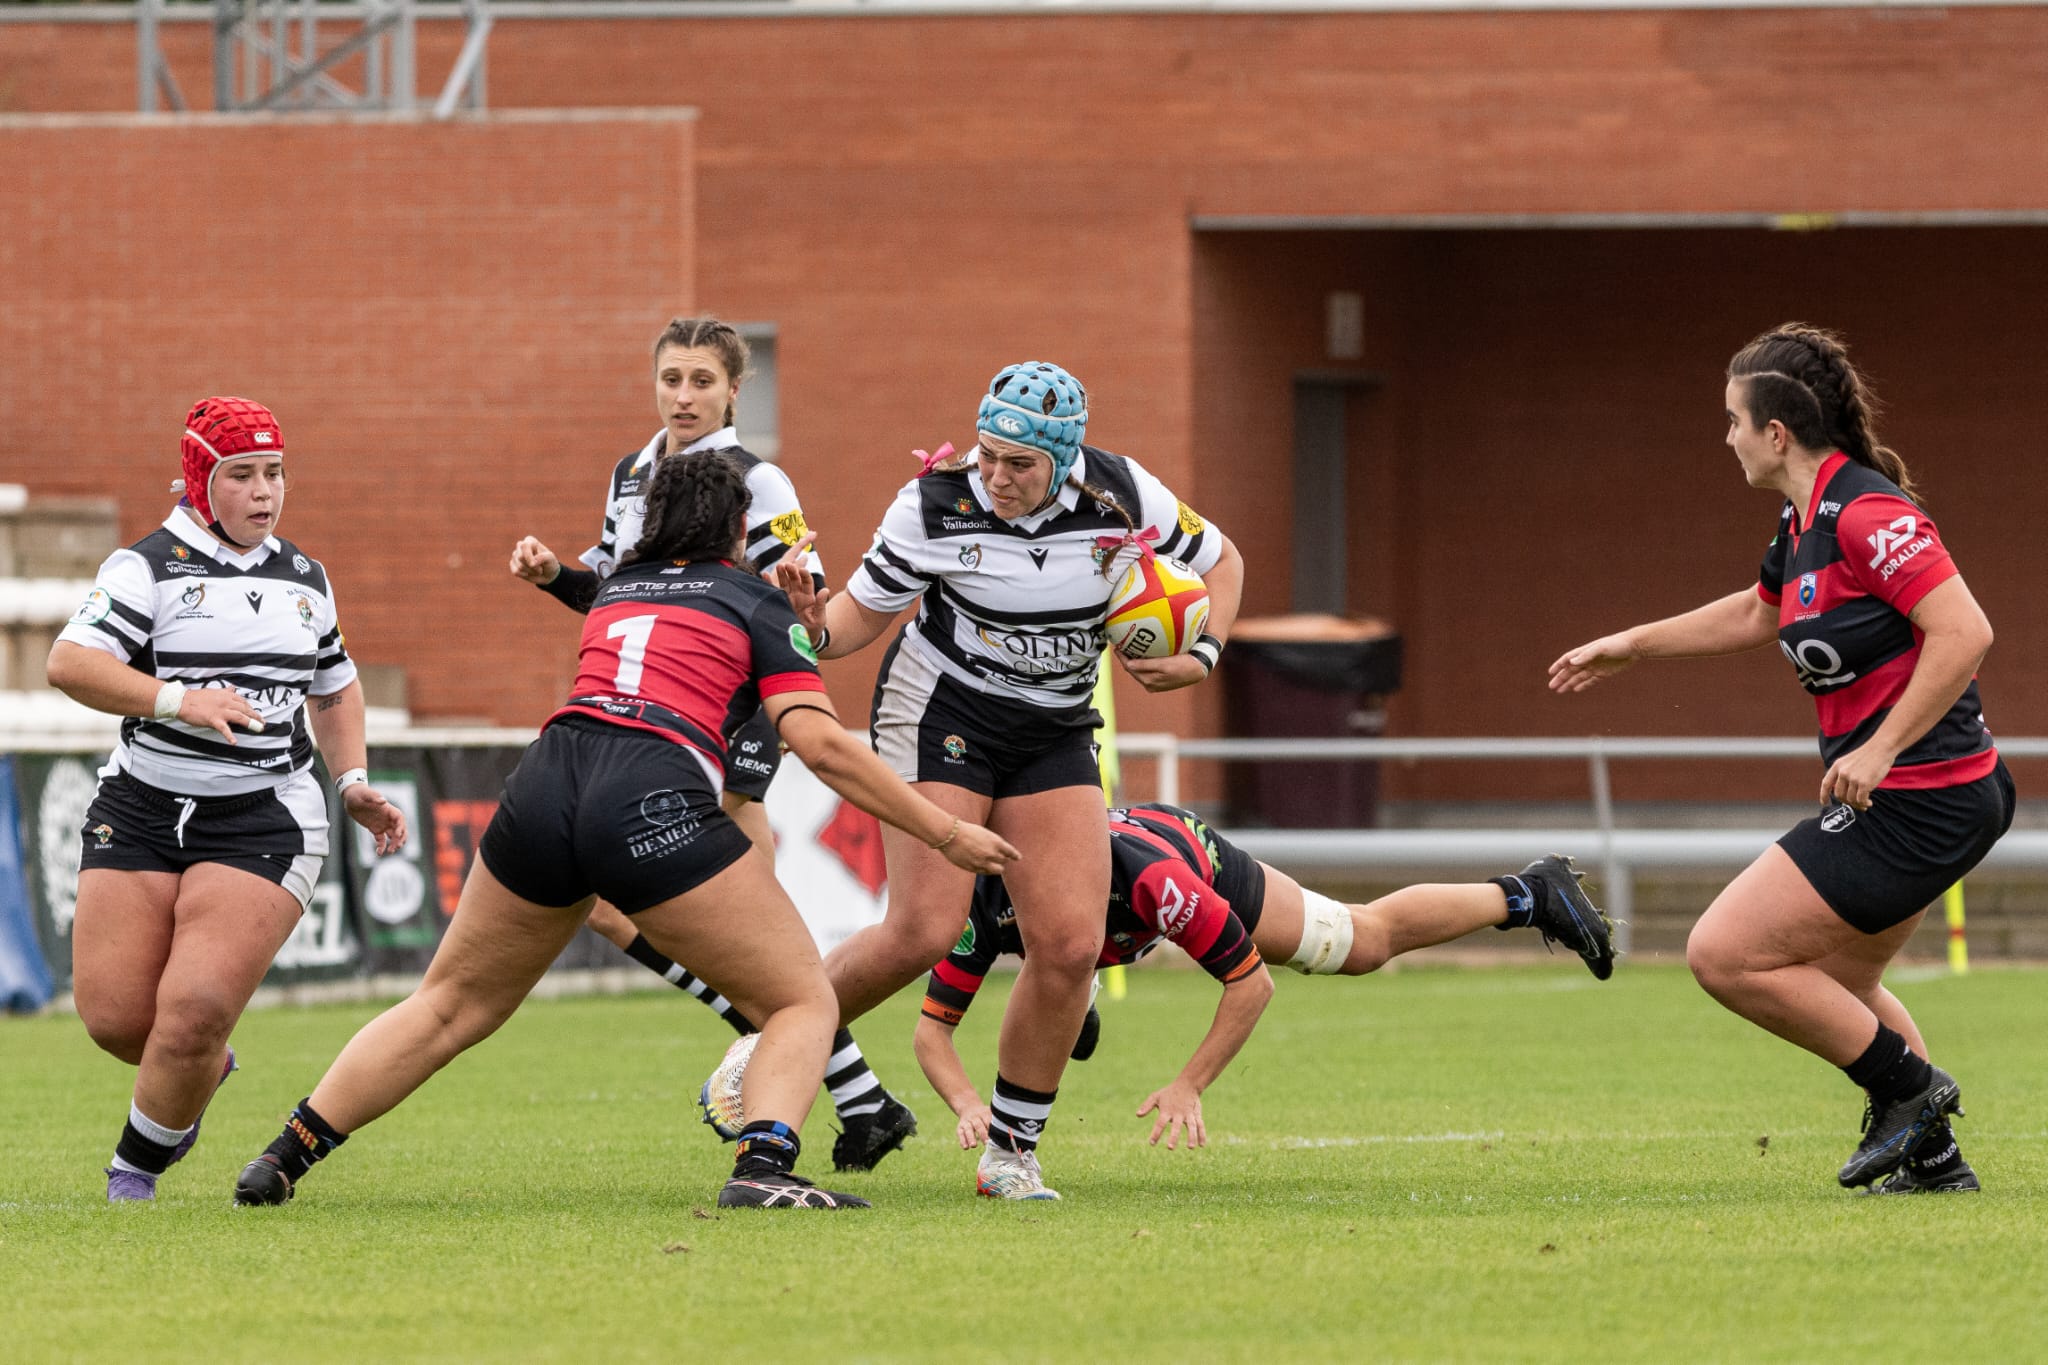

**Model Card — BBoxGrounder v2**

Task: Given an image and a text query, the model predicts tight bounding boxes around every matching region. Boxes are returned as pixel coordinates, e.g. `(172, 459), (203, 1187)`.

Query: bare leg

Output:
(1251, 865), (1508, 974)
(1813, 911), (1931, 1056)
(992, 786), (1110, 1093)
(71, 868), (179, 1067)
(132, 865), (301, 1127)
(309, 860), (587, 1132)
(1685, 846), (1895, 1065)
(824, 784), (990, 1023)
(633, 853), (838, 1132)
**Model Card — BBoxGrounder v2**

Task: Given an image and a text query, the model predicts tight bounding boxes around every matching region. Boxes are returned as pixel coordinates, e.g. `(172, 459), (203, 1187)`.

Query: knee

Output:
(1685, 923), (1741, 998)
(874, 904), (967, 977)
(77, 1002), (151, 1065)
(147, 990), (239, 1063)
(1022, 928), (1102, 978)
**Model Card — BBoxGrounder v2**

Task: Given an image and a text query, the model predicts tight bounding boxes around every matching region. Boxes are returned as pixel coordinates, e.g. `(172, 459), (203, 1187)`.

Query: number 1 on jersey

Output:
(607, 612), (658, 693)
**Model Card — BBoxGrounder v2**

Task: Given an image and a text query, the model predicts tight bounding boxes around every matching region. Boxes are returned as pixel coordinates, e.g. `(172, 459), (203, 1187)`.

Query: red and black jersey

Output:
(549, 558), (824, 774)
(1757, 452), (1996, 789)
(922, 803), (1264, 1027)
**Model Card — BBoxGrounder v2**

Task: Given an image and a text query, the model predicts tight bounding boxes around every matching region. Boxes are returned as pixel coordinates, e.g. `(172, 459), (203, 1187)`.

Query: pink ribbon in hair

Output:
(1094, 525), (1161, 566)
(912, 441), (957, 477)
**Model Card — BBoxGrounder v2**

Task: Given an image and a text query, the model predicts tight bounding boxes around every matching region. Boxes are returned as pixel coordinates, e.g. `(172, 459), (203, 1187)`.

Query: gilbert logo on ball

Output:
(1104, 554), (1210, 659)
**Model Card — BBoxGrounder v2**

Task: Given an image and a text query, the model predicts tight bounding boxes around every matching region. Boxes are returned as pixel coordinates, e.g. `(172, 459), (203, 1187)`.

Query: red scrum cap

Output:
(176, 396), (283, 526)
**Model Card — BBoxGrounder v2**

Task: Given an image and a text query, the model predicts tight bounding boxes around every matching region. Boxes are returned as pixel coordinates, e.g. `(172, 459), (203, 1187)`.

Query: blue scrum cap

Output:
(975, 362), (1088, 487)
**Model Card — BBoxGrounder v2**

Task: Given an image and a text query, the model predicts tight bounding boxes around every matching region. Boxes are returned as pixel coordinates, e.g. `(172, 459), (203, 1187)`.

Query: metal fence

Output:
(1115, 733), (2048, 953)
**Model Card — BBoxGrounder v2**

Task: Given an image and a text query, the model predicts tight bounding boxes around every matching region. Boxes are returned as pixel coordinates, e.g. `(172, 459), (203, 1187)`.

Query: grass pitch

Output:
(3, 961), (2044, 1362)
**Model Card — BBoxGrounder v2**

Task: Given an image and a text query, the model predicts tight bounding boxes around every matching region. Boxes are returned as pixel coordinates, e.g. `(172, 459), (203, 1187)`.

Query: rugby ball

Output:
(1104, 554), (1210, 659)
(697, 1032), (757, 1142)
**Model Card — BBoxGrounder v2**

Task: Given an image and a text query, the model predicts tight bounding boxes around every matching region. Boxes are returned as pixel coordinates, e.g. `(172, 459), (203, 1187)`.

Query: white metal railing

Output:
(1116, 733), (2048, 952)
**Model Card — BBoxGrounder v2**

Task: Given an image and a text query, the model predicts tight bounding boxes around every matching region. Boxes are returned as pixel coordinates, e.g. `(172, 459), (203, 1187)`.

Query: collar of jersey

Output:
(163, 503), (280, 567)
(631, 425), (741, 475)
(969, 447), (1085, 530)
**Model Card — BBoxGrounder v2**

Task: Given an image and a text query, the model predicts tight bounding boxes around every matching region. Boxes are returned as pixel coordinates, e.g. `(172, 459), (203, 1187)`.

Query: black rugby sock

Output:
(732, 1121), (801, 1179)
(1842, 1024), (1935, 1104)
(988, 1075), (1058, 1155)
(1488, 875), (1537, 930)
(262, 1098), (349, 1183)
(113, 1106), (188, 1177)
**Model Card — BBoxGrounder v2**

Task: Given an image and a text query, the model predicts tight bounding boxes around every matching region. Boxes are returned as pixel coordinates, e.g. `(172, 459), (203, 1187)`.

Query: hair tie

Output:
(913, 442), (958, 477)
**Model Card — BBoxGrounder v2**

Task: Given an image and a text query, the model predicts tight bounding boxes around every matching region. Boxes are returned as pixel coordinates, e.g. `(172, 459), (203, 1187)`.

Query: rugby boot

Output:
(1838, 1067), (1963, 1189)
(1874, 1158), (1981, 1194)
(1071, 1003), (1103, 1062)
(717, 1172), (871, 1209)
(168, 1045), (237, 1166)
(232, 1153), (295, 1206)
(105, 1168), (159, 1203)
(1519, 855), (1616, 980)
(832, 1093), (919, 1172)
(976, 1146), (1061, 1201)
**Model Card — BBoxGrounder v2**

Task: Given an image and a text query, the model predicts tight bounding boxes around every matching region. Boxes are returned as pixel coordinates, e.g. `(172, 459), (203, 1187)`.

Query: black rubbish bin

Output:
(1222, 616), (1403, 829)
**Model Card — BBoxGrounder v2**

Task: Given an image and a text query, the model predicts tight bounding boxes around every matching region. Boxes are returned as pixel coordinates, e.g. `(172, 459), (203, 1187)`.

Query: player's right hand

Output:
(180, 686), (264, 743)
(772, 532), (827, 632)
(509, 536), (562, 585)
(938, 820), (1021, 875)
(1547, 632), (1640, 693)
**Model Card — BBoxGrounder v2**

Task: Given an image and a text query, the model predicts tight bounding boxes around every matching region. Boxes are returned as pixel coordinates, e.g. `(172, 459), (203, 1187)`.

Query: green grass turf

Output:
(3, 962), (2043, 1362)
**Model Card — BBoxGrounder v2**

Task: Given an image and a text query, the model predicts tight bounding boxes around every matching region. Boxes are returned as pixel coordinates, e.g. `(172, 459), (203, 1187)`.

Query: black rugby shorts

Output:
(870, 641), (1101, 799)
(78, 768), (329, 908)
(1778, 759), (2015, 934)
(480, 716), (753, 914)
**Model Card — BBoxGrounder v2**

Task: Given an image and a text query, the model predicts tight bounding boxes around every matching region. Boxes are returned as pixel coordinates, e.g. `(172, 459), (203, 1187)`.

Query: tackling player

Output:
(914, 803), (1611, 1158)
(508, 317), (914, 1170)
(236, 452), (1016, 1212)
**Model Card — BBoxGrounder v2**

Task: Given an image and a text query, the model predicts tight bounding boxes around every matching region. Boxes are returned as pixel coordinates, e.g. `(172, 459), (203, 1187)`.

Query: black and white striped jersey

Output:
(846, 446), (1224, 709)
(577, 427), (824, 586)
(57, 505), (357, 797)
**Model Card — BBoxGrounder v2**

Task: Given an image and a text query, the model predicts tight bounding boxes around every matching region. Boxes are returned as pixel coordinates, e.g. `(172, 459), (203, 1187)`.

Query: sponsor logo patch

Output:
(90, 823), (114, 848)
(69, 588), (113, 626)
(1176, 501), (1206, 536)
(790, 624), (820, 664)
(1797, 572), (1817, 607)
(293, 554), (311, 574)
(958, 544), (982, 570)
(640, 789), (691, 827)
(175, 584), (210, 619)
(942, 734), (967, 763)
(770, 510), (809, 547)
(1866, 514), (1918, 569)
(1821, 804), (1857, 833)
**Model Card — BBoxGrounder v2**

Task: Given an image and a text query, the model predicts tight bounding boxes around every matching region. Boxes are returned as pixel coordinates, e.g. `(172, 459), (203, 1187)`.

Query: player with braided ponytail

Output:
(1552, 325), (2012, 1195)
(777, 360), (1243, 1199)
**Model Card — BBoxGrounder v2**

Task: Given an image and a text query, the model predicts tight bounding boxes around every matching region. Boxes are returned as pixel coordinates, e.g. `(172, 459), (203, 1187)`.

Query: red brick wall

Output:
(6, 9), (2048, 797)
(0, 111), (697, 724)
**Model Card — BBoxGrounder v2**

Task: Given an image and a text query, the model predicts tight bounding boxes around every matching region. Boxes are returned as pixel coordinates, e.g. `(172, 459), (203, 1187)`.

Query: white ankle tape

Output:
(1286, 890), (1355, 975)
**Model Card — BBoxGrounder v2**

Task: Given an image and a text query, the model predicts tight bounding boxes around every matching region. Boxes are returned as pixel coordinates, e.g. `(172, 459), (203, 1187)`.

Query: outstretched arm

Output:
(773, 532), (903, 659)
(1135, 965), (1273, 1150)
(913, 1014), (993, 1149)
(1548, 587), (1778, 693)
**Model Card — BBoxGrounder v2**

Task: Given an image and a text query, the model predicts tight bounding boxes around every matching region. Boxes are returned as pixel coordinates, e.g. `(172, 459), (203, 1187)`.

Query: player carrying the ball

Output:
(777, 361), (1242, 1199)
(915, 803), (1613, 1154)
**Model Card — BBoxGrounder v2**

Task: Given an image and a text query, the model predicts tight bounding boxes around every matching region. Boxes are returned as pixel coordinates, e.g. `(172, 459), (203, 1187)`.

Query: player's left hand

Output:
(344, 784), (409, 855)
(1821, 743), (1895, 812)
(1117, 652), (1209, 693)
(1137, 1080), (1206, 1150)
(772, 532), (829, 634)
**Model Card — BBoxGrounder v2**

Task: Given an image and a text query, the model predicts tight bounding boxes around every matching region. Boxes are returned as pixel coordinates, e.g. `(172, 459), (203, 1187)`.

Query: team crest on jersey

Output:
(1176, 501), (1205, 536)
(172, 545), (190, 561)
(293, 554), (311, 574)
(955, 498), (974, 515)
(91, 823), (113, 848)
(953, 921), (976, 955)
(771, 511), (809, 547)
(958, 544), (982, 570)
(70, 589), (113, 626)
(291, 593), (316, 629)
(1798, 572), (1817, 607)
(942, 735), (967, 763)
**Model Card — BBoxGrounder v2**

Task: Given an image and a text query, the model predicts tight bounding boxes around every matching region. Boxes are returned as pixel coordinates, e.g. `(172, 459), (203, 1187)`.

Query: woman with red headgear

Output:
(47, 396), (408, 1203)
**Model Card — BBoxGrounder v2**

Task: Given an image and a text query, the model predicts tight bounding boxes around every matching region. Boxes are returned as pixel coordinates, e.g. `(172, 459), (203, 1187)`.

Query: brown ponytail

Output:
(1728, 323), (1918, 503)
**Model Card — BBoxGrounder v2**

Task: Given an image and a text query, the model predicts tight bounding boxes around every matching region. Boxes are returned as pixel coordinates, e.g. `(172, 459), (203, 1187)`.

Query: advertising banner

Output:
(0, 756), (56, 1011)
